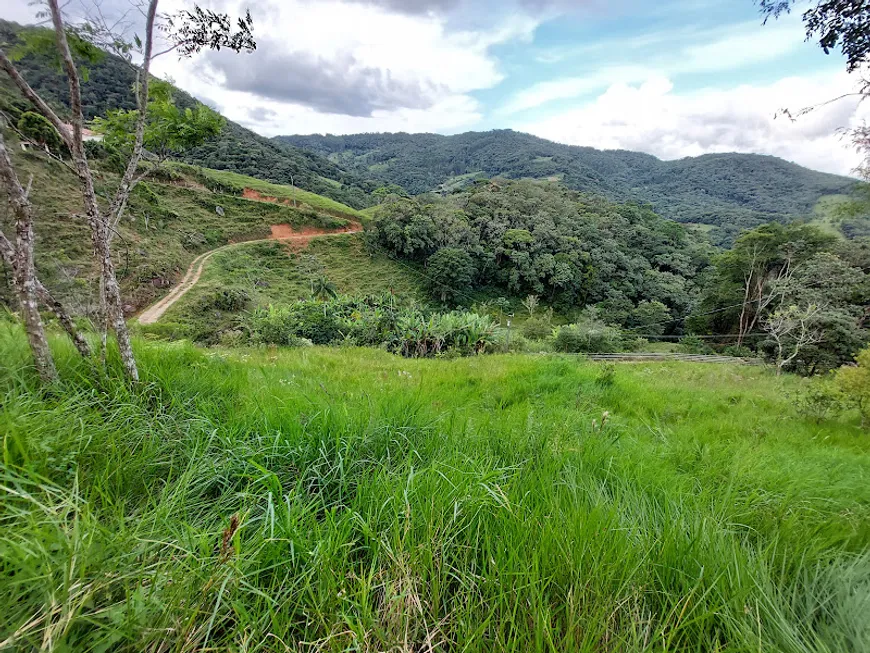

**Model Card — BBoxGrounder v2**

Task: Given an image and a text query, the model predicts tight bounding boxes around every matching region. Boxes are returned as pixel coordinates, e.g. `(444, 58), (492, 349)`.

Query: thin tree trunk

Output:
(47, 0), (139, 381)
(14, 204), (57, 382)
(0, 220), (90, 360)
(0, 136), (56, 381)
(107, 0), (159, 239)
(737, 268), (753, 348)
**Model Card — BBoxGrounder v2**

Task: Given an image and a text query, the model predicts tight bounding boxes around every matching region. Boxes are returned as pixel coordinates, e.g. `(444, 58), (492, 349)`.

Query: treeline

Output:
(368, 179), (711, 321)
(690, 223), (869, 373)
(368, 181), (870, 373)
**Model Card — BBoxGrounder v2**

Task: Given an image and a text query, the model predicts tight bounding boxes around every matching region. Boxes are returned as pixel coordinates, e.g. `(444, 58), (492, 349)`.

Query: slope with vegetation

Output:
(0, 18), (378, 210)
(144, 234), (428, 343)
(280, 130), (856, 241)
(0, 141), (357, 315)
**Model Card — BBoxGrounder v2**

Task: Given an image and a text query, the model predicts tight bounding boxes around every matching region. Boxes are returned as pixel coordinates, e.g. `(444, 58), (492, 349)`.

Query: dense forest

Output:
(0, 19), (377, 209)
(369, 180), (710, 315)
(368, 181), (869, 371)
(281, 130), (856, 240)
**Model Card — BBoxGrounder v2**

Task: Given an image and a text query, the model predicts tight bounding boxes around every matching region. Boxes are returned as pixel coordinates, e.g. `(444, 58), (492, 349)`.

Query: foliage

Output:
(16, 111), (62, 153)
(630, 300), (671, 337)
(162, 7), (256, 56)
(92, 80), (225, 161)
(793, 377), (845, 423)
(521, 293), (539, 316)
(692, 223), (868, 372)
(552, 315), (625, 353)
(758, 0), (870, 72)
(3, 328), (868, 650)
(521, 316), (552, 341)
(280, 130), (855, 234)
(197, 287), (249, 313)
(678, 335), (713, 355)
(369, 180), (711, 317)
(244, 295), (495, 358)
(0, 19), (378, 210)
(248, 302), (343, 345)
(425, 247), (476, 304)
(834, 346), (870, 427)
(8, 23), (105, 82)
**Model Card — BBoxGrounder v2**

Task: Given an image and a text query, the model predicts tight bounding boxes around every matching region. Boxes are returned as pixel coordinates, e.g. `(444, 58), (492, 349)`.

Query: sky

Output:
(3, 0), (869, 176)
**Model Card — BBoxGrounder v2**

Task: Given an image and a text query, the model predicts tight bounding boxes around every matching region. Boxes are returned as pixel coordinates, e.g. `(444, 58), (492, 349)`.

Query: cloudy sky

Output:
(3, 0), (869, 175)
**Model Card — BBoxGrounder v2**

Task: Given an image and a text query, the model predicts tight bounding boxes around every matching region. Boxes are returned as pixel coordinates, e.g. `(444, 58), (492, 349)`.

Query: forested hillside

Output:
(280, 130), (856, 238)
(0, 19), (377, 209)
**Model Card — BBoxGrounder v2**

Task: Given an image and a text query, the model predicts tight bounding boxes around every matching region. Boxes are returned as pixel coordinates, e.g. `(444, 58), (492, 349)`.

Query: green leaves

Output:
(92, 80), (225, 159)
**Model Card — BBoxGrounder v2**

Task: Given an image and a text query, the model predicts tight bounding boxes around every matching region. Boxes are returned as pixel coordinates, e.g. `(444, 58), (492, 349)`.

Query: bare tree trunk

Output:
(737, 268), (753, 348)
(1, 219), (90, 360)
(47, 0), (139, 381)
(108, 0), (159, 240)
(14, 205), (57, 382)
(0, 136), (57, 382)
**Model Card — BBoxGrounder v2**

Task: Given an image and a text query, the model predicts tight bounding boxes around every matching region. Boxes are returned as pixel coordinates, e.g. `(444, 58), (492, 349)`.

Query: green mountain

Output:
(0, 19), (377, 209)
(278, 130), (856, 237)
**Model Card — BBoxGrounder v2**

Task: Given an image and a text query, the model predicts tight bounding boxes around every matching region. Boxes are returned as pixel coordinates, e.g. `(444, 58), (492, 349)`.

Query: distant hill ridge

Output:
(0, 19), (377, 209)
(278, 130), (856, 236)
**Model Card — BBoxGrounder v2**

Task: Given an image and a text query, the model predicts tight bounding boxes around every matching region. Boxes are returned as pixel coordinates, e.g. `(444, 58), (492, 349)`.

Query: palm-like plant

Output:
(311, 275), (338, 301)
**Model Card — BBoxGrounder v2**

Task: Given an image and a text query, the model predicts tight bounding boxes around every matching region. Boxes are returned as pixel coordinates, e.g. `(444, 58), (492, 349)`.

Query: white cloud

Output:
(152, 0), (536, 134)
(234, 93), (484, 136)
(502, 16), (808, 115)
(517, 72), (870, 176)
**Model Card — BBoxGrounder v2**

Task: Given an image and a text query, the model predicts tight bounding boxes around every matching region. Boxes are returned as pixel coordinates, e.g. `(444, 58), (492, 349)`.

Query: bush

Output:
(195, 288), (249, 314)
(552, 319), (624, 353)
(521, 317), (552, 341)
(18, 111), (62, 153)
(248, 303), (343, 346)
(218, 329), (248, 347)
(678, 335), (712, 355)
(793, 379), (843, 424)
(833, 347), (870, 428)
(722, 344), (754, 359)
(595, 363), (616, 388)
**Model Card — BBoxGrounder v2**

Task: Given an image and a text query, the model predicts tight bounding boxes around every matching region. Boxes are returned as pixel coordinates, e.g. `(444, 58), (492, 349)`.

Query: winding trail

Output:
(137, 224), (360, 325)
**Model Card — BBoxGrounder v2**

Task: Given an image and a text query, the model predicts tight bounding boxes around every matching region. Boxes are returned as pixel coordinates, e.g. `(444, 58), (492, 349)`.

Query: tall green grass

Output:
(1, 325), (868, 651)
(187, 166), (364, 221)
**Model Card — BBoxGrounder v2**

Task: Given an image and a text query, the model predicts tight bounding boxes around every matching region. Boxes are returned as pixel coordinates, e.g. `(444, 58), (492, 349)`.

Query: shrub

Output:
(552, 319), (624, 353)
(678, 335), (712, 355)
(250, 303), (343, 346)
(18, 111), (62, 153)
(196, 288), (249, 314)
(521, 317), (552, 341)
(722, 344), (755, 359)
(595, 363), (616, 388)
(833, 347), (870, 428)
(793, 378), (843, 424)
(218, 329), (248, 347)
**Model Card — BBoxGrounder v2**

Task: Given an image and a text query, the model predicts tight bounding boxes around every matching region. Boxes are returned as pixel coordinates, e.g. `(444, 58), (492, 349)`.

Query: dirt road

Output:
(137, 224), (360, 325)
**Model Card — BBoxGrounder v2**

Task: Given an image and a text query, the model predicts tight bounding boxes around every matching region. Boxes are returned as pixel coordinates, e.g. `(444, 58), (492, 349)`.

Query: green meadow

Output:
(1, 326), (868, 651)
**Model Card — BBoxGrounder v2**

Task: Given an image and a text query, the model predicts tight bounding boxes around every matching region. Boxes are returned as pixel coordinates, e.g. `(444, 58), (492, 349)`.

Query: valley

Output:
(1, 8), (870, 653)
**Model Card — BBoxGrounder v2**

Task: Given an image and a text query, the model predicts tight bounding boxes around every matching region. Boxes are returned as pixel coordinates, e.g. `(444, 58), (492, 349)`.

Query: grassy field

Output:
(188, 166), (364, 221)
(1, 325), (868, 651)
(1, 148), (355, 314)
(149, 234), (428, 341)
